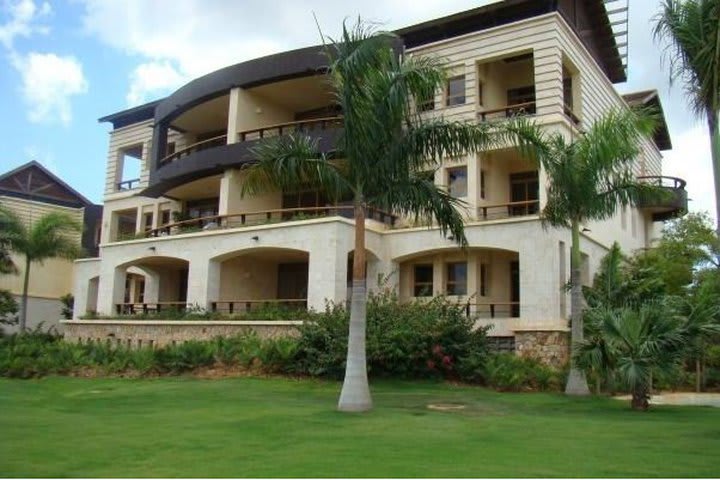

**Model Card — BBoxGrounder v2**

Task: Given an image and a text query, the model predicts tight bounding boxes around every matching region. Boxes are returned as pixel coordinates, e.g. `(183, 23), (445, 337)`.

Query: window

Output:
(507, 86), (536, 106)
(413, 264), (433, 297)
(143, 212), (153, 232)
(117, 145), (143, 190)
(166, 142), (176, 156)
(417, 91), (435, 112)
(480, 170), (486, 199)
(509, 171), (539, 216)
(446, 262), (467, 296)
(563, 78), (573, 110)
(448, 166), (467, 198)
(160, 209), (171, 225)
(477, 81), (484, 106)
(480, 263), (488, 297)
(446, 75), (466, 106)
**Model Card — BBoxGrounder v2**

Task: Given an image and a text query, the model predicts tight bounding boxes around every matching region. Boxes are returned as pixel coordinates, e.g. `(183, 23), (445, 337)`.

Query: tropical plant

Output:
(682, 268), (720, 391)
(242, 21), (509, 411)
(575, 303), (687, 410)
(0, 206), (82, 332)
(509, 109), (658, 395)
(0, 290), (18, 327)
(654, 0), (720, 234)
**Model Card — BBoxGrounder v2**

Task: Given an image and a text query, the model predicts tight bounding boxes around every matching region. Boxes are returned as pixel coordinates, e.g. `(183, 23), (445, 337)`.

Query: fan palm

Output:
(242, 21), (510, 412)
(0, 206), (82, 332)
(654, 0), (720, 233)
(509, 109), (658, 395)
(576, 303), (687, 410)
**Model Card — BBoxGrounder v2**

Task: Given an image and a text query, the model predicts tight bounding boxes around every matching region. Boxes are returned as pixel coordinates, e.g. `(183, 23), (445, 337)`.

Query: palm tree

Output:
(242, 22), (509, 412)
(576, 303), (687, 410)
(509, 109), (658, 395)
(654, 0), (720, 234)
(0, 206), (82, 332)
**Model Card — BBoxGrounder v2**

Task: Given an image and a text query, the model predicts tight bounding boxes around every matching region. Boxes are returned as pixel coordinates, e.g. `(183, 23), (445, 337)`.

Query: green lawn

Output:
(1, 377), (718, 478)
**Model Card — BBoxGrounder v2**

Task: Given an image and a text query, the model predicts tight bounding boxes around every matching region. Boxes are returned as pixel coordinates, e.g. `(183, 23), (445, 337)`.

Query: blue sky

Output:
(0, 0), (716, 224)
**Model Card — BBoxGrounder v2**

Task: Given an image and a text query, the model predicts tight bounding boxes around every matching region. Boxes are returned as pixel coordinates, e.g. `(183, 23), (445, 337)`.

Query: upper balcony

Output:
(636, 176), (688, 222)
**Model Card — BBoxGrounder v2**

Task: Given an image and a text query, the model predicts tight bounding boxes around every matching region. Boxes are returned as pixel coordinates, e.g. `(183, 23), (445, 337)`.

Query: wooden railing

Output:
(465, 302), (520, 318)
(144, 205), (397, 238)
(564, 104), (581, 126)
(211, 299), (307, 314)
(477, 200), (540, 221)
(238, 116), (343, 142)
(116, 178), (140, 191)
(478, 102), (536, 122)
(115, 302), (187, 315)
(158, 116), (344, 168)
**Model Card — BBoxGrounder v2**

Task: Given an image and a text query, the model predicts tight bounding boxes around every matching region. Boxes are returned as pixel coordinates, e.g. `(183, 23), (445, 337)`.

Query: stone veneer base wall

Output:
(514, 330), (570, 368)
(61, 320), (301, 348)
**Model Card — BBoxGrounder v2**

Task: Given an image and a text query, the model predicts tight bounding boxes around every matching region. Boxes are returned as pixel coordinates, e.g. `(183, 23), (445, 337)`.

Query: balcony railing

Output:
(143, 205), (397, 239)
(636, 175), (688, 221)
(465, 302), (520, 318)
(210, 299), (307, 314)
(478, 102), (536, 122)
(117, 178), (140, 191)
(158, 116), (344, 168)
(564, 104), (580, 126)
(115, 302), (187, 315)
(476, 200), (540, 221)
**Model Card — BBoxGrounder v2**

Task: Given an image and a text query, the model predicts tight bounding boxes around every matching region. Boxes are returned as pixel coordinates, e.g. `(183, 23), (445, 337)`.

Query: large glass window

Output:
(413, 264), (433, 297)
(509, 171), (539, 216)
(446, 262), (467, 296)
(448, 166), (468, 198)
(446, 75), (466, 106)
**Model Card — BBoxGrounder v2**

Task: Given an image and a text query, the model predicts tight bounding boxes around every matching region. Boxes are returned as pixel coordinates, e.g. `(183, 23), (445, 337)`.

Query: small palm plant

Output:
(242, 21), (511, 411)
(577, 303), (687, 410)
(0, 206), (82, 332)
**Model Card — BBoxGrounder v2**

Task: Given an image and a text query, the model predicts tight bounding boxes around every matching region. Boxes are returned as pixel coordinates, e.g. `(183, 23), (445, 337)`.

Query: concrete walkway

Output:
(615, 392), (720, 407)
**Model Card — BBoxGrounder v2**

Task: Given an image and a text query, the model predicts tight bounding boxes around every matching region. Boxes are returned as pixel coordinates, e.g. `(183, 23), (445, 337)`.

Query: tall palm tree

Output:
(0, 206), (82, 332)
(654, 0), (720, 234)
(509, 109), (657, 395)
(242, 22), (509, 412)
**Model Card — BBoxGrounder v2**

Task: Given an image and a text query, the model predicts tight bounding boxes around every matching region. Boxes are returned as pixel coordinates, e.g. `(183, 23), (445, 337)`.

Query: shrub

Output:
(154, 340), (216, 373)
(295, 290), (490, 381)
(0, 290), (18, 327)
(479, 354), (564, 392)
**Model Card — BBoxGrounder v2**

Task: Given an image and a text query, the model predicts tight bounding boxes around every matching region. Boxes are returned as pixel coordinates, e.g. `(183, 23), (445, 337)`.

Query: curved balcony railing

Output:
(636, 175), (688, 221)
(142, 205), (396, 239)
(158, 116), (344, 168)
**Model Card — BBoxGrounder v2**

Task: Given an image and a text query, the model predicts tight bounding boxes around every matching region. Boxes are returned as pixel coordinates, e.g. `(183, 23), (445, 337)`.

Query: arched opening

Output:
(212, 248), (309, 314)
(115, 257), (190, 315)
(396, 247), (520, 319)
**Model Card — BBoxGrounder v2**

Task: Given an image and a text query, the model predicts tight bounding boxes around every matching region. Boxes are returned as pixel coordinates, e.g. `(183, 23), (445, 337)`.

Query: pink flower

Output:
(442, 355), (452, 366)
(426, 359), (436, 370)
(432, 344), (443, 356)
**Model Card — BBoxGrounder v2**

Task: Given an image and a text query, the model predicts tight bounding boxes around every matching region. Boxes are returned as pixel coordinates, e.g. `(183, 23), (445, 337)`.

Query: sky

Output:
(0, 0), (715, 223)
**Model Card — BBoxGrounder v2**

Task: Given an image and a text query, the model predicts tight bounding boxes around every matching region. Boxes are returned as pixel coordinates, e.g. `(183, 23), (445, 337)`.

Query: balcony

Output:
(636, 176), (688, 222)
(144, 117), (343, 197)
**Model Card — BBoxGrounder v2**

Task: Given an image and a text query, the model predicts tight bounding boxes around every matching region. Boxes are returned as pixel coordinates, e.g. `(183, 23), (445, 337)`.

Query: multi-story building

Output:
(0, 161), (102, 332)
(69, 0), (686, 362)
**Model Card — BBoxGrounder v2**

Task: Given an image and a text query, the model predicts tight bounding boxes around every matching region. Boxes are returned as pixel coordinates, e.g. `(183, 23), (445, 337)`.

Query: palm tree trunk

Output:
(20, 256), (30, 333)
(565, 220), (590, 395)
(708, 111), (720, 237)
(696, 358), (702, 393)
(338, 198), (372, 412)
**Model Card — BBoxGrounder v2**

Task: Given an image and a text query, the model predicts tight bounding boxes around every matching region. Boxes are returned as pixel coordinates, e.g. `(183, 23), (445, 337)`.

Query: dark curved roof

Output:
(622, 90), (673, 151)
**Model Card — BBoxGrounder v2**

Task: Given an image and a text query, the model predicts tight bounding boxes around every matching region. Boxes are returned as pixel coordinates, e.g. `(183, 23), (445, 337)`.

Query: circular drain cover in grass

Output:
(427, 403), (466, 411)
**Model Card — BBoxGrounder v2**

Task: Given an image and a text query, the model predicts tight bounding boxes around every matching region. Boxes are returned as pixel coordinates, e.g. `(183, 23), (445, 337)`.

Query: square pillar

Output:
(433, 255), (444, 296)
(186, 259), (220, 310)
(308, 237), (347, 311)
(533, 46), (564, 117)
(96, 266), (126, 316)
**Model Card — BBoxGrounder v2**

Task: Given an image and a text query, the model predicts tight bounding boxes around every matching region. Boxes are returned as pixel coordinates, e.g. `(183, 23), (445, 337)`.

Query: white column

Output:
(186, 259), (220, 310)
(433, 255), (444, 296)
(218, 169), (243, 216)
(533, 45), (564, 117)
(467, 251), (478, 299)
(143, 269), (161, 304)
(227, 87), (241, 144)
(308, 236), (347, 311)
(97, 266), (126, 316)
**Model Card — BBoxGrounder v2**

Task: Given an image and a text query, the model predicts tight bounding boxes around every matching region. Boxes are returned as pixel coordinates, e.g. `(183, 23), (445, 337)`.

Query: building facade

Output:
(0, 161), (102, 332)
(70, 1), (686, 359)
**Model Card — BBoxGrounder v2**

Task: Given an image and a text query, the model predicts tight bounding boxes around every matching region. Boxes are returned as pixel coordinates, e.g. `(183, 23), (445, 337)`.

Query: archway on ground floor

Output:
(115, 256), (190, 315)
(394, 247), (520, 319)
(211, 247), (310, 314)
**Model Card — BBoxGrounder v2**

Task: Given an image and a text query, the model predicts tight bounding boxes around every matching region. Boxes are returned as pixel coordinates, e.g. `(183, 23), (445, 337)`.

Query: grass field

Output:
(1, 376), (718, 478)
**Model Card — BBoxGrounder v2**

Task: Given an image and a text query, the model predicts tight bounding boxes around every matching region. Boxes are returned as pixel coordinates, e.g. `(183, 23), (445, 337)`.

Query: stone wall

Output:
(61, 320), (301, 348)
(514, 330), (569, 368)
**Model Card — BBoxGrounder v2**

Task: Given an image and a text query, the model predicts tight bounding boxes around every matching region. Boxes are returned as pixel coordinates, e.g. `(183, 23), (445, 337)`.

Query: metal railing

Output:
(115, 302), (187, 315)
(144, 205), (397, 238)
(477, 200), (540, 221)
(210, 299), (307, 314)
(636, 175), (687, 190)
(478, 102), (536, 122)
(116, 178), (140, 191)
(465, 302), (520, 318)
(158, 116), (344, 167)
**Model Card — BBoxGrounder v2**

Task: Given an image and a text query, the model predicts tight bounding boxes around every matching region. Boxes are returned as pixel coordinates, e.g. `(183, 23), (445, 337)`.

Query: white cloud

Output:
(126, 61), (186, 106)
(78, 0), (486, 106)
(0, 0), (50, 49)
(662, 124), (717, 224)
(12, 52), (88, 126)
